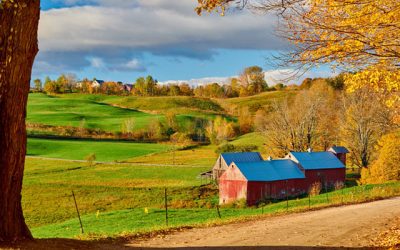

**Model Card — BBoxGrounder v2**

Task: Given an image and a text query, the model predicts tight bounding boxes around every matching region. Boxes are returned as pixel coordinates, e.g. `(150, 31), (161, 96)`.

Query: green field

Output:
(27, 93), (162, 132)
(27, 93), (226, 133)
(27, 92), (292, 134)
(27, 138), (172, 162)
(217, 90), (296, 113)
(104, 95), (224, 113)
(23, 158), (211, 229)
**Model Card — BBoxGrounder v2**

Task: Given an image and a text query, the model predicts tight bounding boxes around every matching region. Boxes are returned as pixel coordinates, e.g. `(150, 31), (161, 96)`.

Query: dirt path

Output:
(2, 197), (399, 249)
(130, 197), (400, 249)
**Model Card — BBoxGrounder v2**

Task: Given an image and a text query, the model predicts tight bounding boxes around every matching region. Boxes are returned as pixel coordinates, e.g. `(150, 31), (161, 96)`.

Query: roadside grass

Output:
(27, 138), (172, 162)
(23, 158), (211, 228)
(30, 181), (400, 239)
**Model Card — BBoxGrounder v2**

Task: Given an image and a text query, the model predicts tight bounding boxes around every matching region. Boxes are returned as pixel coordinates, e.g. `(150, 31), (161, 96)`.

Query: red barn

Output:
(287, 149), (347, 190)
(217, 146), (349, 206)
(219, 159), (306, 206)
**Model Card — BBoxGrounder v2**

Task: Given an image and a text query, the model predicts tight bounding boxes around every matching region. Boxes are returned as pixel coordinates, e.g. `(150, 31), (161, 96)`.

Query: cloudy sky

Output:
(35, 0), (332, 84)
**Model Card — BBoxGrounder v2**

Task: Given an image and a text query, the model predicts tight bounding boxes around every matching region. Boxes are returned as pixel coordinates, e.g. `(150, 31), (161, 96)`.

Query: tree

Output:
(259, 87), (328, 156)
(198, 0), (400, 122)
(145, 75), (157, 96)
(238, 66), (267, 96)
(0, 0), (40, 241)
(360, 131), (400, 184)
(198, 0), (400, 68)
(341, 87), (393, 168)
(33, 78), (42, 92)
(238, 107), (253, 134)
(121, 118), (135, 137)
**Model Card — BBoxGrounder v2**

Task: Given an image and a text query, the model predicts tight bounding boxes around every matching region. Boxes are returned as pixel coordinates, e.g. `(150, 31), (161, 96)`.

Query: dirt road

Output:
(130, 197), (400, 249)
(2, 197), (399, 249)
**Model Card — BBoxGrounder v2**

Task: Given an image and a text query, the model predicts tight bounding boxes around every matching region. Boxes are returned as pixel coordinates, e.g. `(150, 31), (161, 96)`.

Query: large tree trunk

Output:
(0, 0), (40, 242)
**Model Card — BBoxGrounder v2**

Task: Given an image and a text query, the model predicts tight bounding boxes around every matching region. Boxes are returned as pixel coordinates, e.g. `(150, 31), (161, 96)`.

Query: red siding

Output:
(219, 164), (346, 206)
(304, 168), (346, 190)
(246, 179), (307, 206)
(219, 164), (248, 204)
(219, 180), (248, 204)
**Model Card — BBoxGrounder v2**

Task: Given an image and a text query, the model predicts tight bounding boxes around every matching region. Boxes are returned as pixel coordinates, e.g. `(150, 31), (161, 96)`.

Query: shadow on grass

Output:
(0, 239), (383, 250)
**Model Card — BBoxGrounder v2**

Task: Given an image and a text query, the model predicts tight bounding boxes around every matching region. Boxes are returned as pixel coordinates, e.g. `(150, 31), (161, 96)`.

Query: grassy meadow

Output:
(27, 93), (228, 133)
(23, 158), (211, 229)
(27, 93), (161, 132)
(27, 138), (172, 162)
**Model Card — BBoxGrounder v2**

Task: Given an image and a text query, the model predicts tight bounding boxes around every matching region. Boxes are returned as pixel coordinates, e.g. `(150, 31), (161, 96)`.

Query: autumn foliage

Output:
(360, 132), (400, 184)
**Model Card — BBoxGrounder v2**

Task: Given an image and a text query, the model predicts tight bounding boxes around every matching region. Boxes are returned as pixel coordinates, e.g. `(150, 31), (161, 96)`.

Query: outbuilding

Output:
(287, 150), (346, 190)
(212, 152), (263, 180)
(219, 159), (306, 206)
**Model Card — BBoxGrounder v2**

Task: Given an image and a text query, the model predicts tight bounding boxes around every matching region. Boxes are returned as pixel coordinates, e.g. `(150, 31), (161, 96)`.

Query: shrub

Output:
(85, 153), (96, 166)
(309, 182), (322, 196)
(215, 143), (258, 154)
(334, 181), (345, 190)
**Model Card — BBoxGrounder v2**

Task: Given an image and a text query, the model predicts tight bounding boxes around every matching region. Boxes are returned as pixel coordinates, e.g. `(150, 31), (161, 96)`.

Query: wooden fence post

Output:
(72, 190), (84, 234)
(216, 205), (222, 219)
(164, 188), (168, 226)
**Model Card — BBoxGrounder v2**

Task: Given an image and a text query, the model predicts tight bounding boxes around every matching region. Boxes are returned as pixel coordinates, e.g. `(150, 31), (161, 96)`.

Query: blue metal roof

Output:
(221, 152), (263, 166)
(234, 160), (305, 182)
(329, 146), (349, 154)
(290, 152), (345, 170)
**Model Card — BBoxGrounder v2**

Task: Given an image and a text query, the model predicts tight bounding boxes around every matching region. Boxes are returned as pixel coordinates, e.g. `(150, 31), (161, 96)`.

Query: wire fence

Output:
(28, 182), (400, 239)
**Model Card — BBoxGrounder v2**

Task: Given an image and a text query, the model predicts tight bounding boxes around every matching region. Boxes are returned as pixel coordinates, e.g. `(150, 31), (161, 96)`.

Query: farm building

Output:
(212, 152), (263, 180)
(218, 147), (348, 205)
(91, 79), (105, 88)
(287, 149), (346, 189)
(219, 159), (306, 205)
(328, 146), (349, 165)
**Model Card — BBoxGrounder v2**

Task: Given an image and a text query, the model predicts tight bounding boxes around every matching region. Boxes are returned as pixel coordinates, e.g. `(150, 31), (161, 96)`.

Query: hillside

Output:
(27, 91), (293, 135)
(217, 90), (296, 113)
(27, 93), (226, 133)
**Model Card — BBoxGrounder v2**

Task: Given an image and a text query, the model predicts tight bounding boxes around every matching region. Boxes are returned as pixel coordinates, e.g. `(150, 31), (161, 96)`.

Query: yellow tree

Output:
(198, 0), (400, 120)
(360, 131), (400, 184)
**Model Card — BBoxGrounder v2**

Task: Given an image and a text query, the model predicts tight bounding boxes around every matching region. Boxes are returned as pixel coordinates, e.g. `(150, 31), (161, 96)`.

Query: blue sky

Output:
(34, 0), (333, 84)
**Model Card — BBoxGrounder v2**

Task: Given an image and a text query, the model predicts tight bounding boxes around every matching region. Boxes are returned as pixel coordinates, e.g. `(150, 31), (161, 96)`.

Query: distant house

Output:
(91, 79), (104, 88)
(212, 152), (263, 180)
(216, 146), (349, 206)
(123, 84), (134, 92)
(219, 159), (306, 205)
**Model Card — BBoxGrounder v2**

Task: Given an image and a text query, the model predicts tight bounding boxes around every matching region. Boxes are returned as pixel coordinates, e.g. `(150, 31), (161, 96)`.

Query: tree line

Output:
(32, 66), (284, 98)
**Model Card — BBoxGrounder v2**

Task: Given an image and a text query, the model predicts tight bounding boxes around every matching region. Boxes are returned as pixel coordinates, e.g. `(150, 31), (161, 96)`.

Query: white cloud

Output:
(159, 69), (335, 87)
(39, 1), (284, 53)
(88, 57), (105, 68)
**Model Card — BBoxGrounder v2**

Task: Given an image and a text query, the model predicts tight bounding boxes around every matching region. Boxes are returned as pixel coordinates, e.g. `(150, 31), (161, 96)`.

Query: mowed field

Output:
(27, 138), (172, 162)
(23, 158), (211, 234)
(27, 93), (227, 132)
